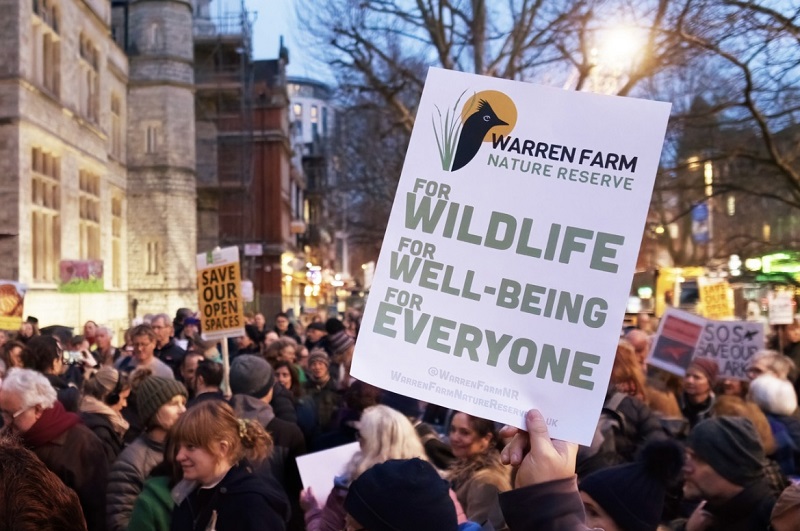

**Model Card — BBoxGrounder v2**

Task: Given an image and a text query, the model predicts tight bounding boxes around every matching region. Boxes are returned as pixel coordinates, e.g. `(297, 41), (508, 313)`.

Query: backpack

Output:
(576, 392), (631, 477)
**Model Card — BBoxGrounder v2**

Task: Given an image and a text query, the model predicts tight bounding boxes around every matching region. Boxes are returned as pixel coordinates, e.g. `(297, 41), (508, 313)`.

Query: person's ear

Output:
(218, 439), (231, 457)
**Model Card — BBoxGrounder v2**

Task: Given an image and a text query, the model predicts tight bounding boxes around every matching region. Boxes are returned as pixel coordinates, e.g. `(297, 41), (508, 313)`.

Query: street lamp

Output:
(704, 160), (714, 259)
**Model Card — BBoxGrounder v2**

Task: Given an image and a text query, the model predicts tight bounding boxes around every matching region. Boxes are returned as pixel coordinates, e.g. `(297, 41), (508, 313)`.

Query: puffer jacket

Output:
(106, 433), (165, 531)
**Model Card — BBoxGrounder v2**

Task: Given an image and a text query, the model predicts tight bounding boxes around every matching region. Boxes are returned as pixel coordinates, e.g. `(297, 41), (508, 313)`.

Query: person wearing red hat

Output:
(680, 358), (718, 429)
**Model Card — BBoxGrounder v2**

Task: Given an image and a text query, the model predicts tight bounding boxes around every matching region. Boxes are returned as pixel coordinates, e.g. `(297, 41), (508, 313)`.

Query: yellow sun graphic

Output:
(460, 90), (518, 142)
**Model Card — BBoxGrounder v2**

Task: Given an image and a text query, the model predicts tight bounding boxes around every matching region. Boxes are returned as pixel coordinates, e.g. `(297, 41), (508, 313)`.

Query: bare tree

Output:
(299, 0), (800, 267)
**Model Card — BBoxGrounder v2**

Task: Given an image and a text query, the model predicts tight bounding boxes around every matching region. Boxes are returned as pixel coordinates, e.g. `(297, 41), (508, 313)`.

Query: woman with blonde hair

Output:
(170, 400), (289, 530)
(300, 404), (441, 531)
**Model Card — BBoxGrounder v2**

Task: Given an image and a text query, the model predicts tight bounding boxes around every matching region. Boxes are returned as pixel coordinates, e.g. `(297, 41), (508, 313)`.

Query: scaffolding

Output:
(193, 0), (256, 253)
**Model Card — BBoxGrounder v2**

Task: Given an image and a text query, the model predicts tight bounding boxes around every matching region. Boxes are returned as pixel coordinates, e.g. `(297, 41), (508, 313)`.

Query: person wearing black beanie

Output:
(679, 416), (778, 531)
(344, 458), (461, 531)
(579, 440), (684, 531)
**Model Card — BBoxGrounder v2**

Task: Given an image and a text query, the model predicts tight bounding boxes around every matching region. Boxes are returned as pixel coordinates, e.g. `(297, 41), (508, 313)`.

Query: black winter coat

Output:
(170, 462), (289, 531)
(81, 411), (124, 464)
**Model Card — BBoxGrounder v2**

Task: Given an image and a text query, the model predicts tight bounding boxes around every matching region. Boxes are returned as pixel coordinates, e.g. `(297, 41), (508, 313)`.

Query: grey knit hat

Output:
(230, 354), (274, 398)
(307, 348), (330, 368)
(687, 416), (766, 486)
(328, 331), (354, 356)
(136, 376), (187, 426)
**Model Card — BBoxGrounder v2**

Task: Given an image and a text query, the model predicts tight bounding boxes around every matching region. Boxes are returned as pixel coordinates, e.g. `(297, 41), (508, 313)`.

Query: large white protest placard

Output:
(648, 307), (762, 380)
(296, 442), (360, 506)
(350, 68), (671, 444)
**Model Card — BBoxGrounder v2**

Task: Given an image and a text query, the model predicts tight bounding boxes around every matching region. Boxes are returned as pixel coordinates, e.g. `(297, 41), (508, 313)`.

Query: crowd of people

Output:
(1, 308), (800, 530)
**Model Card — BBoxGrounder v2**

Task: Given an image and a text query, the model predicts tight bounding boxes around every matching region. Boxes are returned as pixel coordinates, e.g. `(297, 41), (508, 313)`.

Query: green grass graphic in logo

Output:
(432, 90), (477, 171)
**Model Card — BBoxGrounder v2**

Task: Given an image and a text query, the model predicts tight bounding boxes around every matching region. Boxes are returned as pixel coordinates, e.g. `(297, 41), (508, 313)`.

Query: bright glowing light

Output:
(597, 26), (645, 66)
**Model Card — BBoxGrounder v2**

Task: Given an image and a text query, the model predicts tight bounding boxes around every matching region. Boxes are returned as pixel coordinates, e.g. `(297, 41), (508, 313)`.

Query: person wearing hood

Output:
(0, 368), (108, 531)
(170, 400), (290, 530)
(228, 354), (306, 530)
(80, 366), (131, 463)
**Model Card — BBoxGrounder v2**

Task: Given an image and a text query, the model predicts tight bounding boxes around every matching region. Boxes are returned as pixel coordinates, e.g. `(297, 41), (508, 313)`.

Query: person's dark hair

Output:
(275, 311), (290, 320)
(0, 434), (87, 531)
(20, 335), (61, 374)
(69, 335), (86, 349)
(273, 360), (303, 399)
(195, 359), (223, 388)
(0, 340), (25, 369)
(461, 413), (502, 450)
(325, 318), (346, 335)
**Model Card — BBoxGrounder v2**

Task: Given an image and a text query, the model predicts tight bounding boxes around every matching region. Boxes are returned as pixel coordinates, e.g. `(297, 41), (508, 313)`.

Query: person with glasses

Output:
(746, 350), (796, 382)
(0, 368), (108, 531)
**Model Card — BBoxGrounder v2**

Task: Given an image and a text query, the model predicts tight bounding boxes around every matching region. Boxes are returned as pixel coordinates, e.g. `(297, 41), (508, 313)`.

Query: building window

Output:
(293, 103), (303, 136)
(78, 33), (99, 123)
(31, 0), (60, 96)
(148, 23), (163, 51)
(763, 223), (771, 242)
(145, 125), (159, 153)
(311, 105), (319, 139)
(78, 170), (100, 260)
(31, 147), (61, 283)
(727, 196), (735, 216)
(322, 107), (328, 136)
(146, 241), (160, 274)
(111, 194), (123, 287)
(110, 94), (123, 158)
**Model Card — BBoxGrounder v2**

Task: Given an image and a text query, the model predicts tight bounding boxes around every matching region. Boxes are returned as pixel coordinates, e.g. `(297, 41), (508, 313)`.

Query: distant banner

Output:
(59, 260), (104, 293)
(648, 308), (704, 376)
(698, 277), (733, 320)
(648, 307), (762, 380)
(0, 281), (26, 330)
(768, 291), (795, 325)
(197, 247), (245, 340)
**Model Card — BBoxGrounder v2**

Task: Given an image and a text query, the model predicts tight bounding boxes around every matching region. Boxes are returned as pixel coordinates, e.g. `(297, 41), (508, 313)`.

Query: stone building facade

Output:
(0, 0), (197, 331)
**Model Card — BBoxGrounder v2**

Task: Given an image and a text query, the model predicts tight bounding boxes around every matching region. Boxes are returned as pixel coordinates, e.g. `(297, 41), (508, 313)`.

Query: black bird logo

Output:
(451, 99), (508, 171)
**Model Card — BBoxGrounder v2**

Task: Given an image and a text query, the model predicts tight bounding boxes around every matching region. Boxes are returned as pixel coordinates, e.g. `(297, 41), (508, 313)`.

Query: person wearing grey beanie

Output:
(228, 354), (307, 530)
(106, 369), (187, 530)
(680, 416), (777, 531)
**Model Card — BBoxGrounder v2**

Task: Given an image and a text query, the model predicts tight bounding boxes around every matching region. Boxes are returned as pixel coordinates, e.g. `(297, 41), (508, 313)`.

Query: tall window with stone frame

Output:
(78, 33), (99, 123)
(110, 94), (123, 158)
(31, 147), (61, 283)
(146, 241), (160, 275)
(78, 170), (100, 260)
(31, 0), (61, 96)
(111, 194), (123, 287)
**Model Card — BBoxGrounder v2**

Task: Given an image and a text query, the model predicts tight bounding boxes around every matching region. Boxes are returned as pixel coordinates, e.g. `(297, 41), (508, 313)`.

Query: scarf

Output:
(22, 400), (81, 448)
(80, 395), (130, 437)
